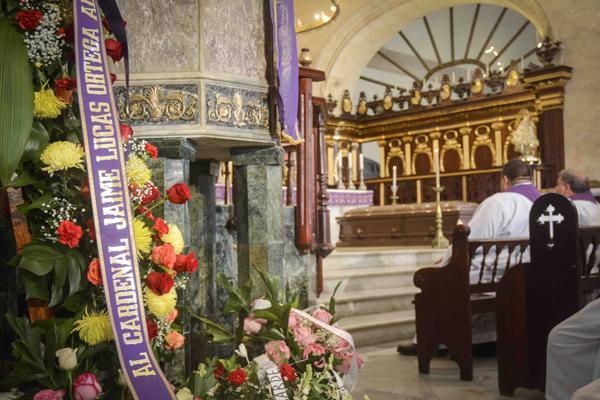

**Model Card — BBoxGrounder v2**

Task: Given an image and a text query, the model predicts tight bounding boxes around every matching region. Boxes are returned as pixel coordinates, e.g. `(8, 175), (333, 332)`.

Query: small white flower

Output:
(252, 299), (272, 311)
(175, 388), (194, 400)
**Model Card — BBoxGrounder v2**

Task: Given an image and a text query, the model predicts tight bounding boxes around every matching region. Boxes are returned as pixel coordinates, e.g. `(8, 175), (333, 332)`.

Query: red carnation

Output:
(174, 252), (198, 274)
(147, 318), (158, 341)
(145, 143), (158, 159)
(167, 183), (192, 204)
(153, 217), (169, 236)
(280, 363), (297, 382)
(145, 272), (174, 295)
(16, 9), (42, 30)
(54, 78), (77, 91)
(57, 27), (65, 37)
(214, 363), (225, 379)
(119, 123), (133, 142)
(141, 183), (161, 206)
(56, 220), (83, 248)
(110, 73), (117, 84)
(226, 368), (247, 386)
(86, 219), (95, 240)
(105, 38), (124, 62)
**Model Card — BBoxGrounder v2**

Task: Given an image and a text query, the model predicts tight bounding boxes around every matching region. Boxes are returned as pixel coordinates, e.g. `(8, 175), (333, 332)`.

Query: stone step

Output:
(323, 265), (419, 295)
(333, 286), (418, 318)
(324, 247), (445, 271)
(337, 309), (415, 348)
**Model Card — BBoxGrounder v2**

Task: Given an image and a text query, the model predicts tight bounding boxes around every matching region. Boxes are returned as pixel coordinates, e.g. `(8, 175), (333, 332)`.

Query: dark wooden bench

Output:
(413, 224), (529, 381)
(496, 193), (600, 396)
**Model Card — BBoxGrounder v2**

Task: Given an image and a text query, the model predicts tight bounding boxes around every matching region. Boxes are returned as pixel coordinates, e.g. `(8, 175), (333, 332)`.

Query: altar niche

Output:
(325, 64), (571, 207)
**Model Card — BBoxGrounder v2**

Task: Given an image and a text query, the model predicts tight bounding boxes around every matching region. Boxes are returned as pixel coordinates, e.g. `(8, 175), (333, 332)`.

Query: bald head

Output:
(557, 169), (590, 195)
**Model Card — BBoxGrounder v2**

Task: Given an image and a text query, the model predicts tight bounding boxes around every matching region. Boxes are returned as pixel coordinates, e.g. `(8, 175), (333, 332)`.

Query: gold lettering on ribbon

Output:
(129, 352), (157, 377)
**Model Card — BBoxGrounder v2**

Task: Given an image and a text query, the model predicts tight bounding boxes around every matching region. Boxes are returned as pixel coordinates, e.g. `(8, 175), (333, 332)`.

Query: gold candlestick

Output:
(431, 186), (449, 248)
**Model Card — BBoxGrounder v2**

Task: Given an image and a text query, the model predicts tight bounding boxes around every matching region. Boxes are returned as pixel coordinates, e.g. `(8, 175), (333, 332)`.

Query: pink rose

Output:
(164, 330), (185, 350)
(167, 308), (179, 323)
(33, 389), (65, 400)
(312, 309), (333, 325)
(73, 372), (102, 400)
(333, 338), (352, 355)
(243, 314), (267, 335)
(294, 325), (318, 347)
(288, 312), (299, 330)
(303, 343), (327, 368)
(336, 351), (365, 374)
(265, 340), (291, 364)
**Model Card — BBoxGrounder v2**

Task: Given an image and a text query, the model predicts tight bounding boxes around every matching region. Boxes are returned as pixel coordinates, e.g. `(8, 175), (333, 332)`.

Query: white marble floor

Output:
(353, 343), (546, 400)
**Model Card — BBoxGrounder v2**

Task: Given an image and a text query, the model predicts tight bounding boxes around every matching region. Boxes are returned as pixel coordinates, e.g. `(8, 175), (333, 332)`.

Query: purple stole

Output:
(508, 183), (541, 202)
(571, 191), (599, 204)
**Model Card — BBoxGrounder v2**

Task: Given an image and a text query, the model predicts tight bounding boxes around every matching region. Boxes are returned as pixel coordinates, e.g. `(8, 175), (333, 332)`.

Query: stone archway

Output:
(312, 0), (551, 101)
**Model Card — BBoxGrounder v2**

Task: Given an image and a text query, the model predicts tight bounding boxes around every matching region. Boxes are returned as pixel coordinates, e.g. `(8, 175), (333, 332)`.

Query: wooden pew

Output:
(413, 224), (529, 381)
(496, 193), (600, 396)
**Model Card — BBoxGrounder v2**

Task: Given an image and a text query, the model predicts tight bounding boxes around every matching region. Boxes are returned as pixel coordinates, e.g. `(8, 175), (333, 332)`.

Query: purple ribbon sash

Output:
(571, 191), (598, 204)
(73, 1), (175, 398)
(270, 0), (300, 143)
(508, 183), (541, 203)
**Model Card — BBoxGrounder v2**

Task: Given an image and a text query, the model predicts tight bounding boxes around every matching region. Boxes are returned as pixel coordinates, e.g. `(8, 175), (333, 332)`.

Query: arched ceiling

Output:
(355, 3), (539, 99)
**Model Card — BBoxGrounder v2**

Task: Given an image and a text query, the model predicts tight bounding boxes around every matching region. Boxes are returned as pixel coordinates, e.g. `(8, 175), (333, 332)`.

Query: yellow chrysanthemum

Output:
(162, 223), (185, 254)
(134, 219), (152, 258)
(73, 309), (113, 346)
(144, 287), (177, 318)
(126, 155), (152, 187)
(34, 87), (67, 119)
(40, 141), (85, 176)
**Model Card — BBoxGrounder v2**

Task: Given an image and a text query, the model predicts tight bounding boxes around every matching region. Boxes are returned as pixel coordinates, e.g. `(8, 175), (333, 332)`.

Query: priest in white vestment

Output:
(399, 159), (540, 355)
(546, 171), (600, 400)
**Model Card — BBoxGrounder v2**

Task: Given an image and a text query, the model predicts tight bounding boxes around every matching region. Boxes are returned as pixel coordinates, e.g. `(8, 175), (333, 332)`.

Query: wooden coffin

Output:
(337, 201), (478, 247)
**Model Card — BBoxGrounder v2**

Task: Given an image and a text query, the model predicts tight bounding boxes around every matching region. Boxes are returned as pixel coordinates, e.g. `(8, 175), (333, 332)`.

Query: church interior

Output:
(1, 0), (600, 399)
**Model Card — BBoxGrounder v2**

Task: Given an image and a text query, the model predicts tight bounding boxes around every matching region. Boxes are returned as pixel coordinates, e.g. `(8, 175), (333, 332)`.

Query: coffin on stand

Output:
(337, 201), (477, 247)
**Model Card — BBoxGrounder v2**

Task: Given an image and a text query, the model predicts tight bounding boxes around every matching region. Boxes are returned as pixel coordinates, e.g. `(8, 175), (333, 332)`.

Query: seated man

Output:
(398, 158), (540, 355)
(440, 157), (540, 284)
(555, 169), (600, 226)
(546, 170), (600, 400)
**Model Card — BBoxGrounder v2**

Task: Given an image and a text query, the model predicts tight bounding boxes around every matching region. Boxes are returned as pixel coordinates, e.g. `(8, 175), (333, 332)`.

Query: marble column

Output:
(147, 137), (196, 383)
(188, 160), (237, 361)
(232, 146), (284, 293)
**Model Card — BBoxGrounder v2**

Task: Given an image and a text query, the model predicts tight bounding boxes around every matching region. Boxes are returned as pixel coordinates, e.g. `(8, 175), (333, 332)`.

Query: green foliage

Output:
(16, 243), (87, 306)
(0, 17), (34, 186)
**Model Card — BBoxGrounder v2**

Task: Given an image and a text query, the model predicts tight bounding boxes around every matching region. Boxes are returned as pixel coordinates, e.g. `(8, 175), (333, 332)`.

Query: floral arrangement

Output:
(0, 1), (198, 398)
(178, 273), (364, 400)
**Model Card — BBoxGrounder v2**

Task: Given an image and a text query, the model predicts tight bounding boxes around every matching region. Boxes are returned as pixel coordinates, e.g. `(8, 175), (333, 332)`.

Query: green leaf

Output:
(17, 191), (52, 215)
(19, 244), (60, 276)
(0, 18), (34, 186)
(48, 256), (68, 307)
(66, 251), (82, 296)
(21, 121), (49, 162)
(195, 316), (235, 343)
(21, 269), (49, 302)
(3, 170), (43, 188)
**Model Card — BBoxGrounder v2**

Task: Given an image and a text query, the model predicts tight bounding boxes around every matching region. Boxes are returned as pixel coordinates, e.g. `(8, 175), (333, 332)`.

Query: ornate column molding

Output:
(459, 127), (472, 170)
(491, 121), (506, 166)
(401, 135), (413, 175)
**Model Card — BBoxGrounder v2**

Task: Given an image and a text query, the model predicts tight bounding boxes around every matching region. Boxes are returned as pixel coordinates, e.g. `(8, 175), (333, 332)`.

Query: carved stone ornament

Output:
(116, 85), (198, 124)
(206, 87), (268, 129)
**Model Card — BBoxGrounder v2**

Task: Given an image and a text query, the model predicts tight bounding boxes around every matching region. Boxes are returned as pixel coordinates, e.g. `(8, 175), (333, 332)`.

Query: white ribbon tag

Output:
(254, 355), (289, 400)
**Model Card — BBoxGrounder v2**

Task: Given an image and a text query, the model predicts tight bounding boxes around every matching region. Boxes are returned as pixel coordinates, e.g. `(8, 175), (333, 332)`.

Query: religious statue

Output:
(505, 68), (520, 88)
(470, 68), (485, 95)
(341, 89), (353, 114)
(439, 74), (452, 101)
(357, 91), (368, 115)
(512, 109), (540, 163)
(383, 87), (393, 111)
(410, 81), (423, 106)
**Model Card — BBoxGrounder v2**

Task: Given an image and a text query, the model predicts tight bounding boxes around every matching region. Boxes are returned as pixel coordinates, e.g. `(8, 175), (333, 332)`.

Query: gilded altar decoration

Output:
(411, 134), (433, 173)
(440, 130), (464, 171)
(385, 139), (404, 176)
(357, 91), (368, 115)
(512, 109), (540, 163)
(115, 84), (198, 124)
(341, 89), (353, 114)
(383, 87), (394, 111)
(470, 125), (497, 168)
(206, 85), (268, 129)
(505, 68), (520, 88)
